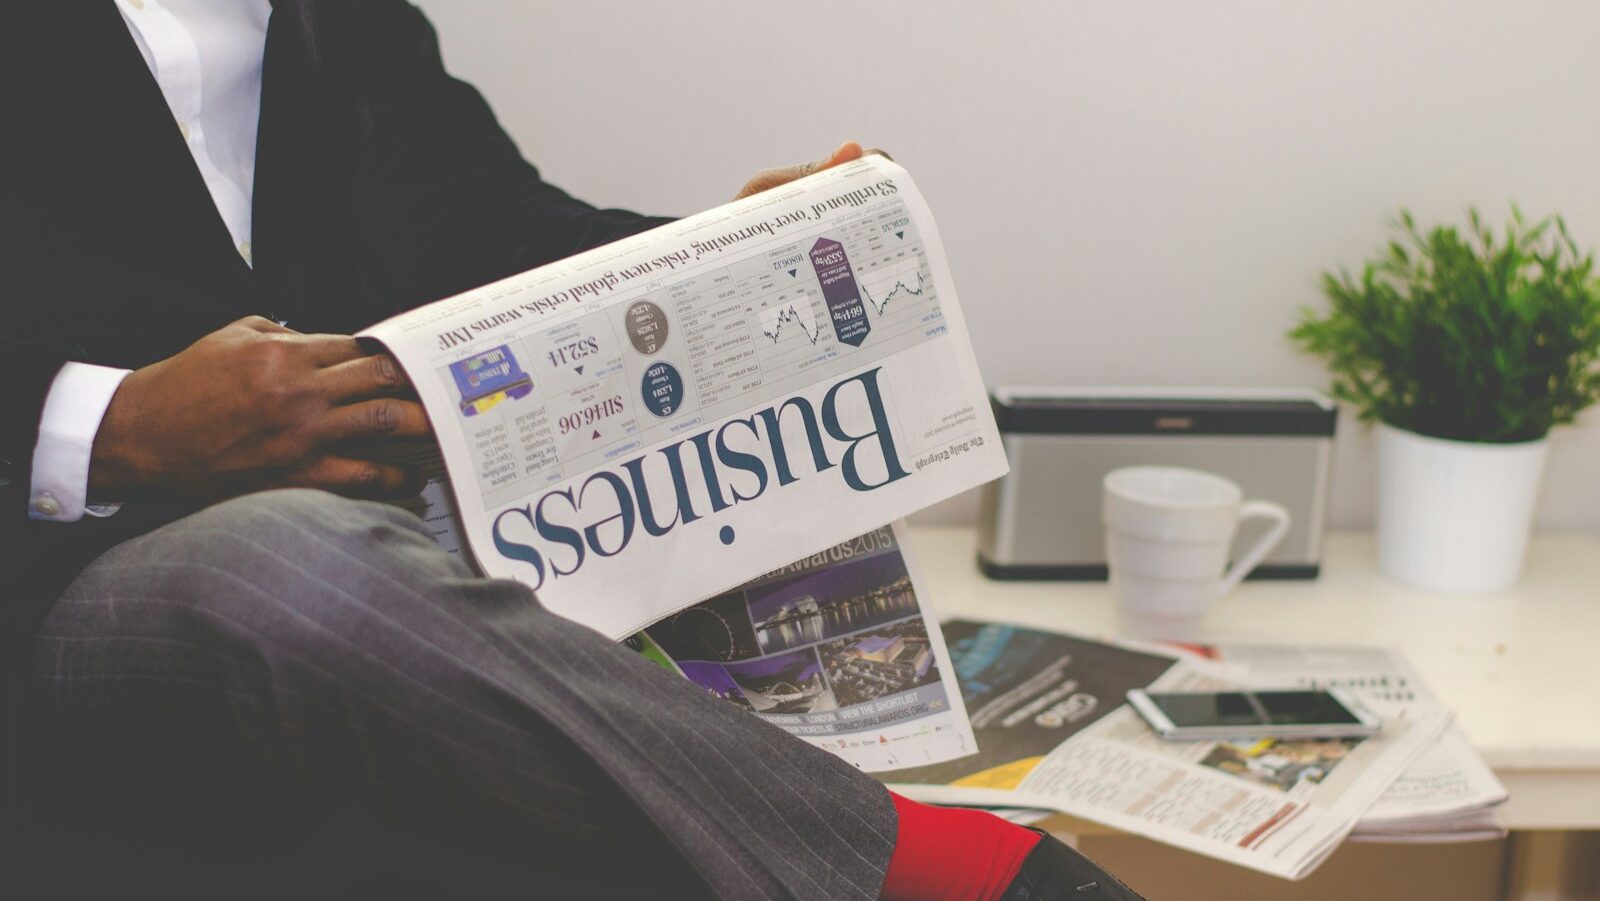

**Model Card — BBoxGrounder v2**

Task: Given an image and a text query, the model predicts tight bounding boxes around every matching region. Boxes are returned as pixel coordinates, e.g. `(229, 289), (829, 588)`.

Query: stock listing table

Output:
(906, 526), (1600, 901)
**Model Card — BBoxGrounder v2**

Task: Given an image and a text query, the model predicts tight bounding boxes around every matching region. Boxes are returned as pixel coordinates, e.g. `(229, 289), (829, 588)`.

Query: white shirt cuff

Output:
(30, 363), (133, 522)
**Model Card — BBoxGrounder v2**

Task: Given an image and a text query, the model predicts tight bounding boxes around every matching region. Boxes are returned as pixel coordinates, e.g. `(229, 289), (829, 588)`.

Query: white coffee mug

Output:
(1102, 466), (1291, 640)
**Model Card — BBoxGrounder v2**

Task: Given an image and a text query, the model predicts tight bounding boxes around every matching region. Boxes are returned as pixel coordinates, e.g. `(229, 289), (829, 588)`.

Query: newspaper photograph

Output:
(886, 622), (1453, 880)
(624, 524), (977, 773)
(362, 156), (1006, 640)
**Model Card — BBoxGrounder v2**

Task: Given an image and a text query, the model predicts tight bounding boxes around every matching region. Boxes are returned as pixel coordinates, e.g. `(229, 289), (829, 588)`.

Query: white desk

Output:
(905, 527), (1600, 831)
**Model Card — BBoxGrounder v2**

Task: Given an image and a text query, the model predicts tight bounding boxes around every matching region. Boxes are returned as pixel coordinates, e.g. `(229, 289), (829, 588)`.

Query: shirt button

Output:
(177, 119), (192, 143)
(126, 0), (146, 10)
(33, 493), (61, 517)
(238, 240), (253, 265)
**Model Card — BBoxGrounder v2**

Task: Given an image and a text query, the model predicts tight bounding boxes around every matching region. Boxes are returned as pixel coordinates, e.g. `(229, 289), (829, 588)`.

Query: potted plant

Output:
(1292, 208), (1600, 591)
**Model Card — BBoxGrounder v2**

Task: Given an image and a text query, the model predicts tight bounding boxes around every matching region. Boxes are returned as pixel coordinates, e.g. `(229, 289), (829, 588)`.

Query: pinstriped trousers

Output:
(22, 489), (897, 899)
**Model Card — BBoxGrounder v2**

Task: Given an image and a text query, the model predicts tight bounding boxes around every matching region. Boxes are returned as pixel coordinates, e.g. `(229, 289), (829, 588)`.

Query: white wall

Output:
(415, 0), (1600, 530)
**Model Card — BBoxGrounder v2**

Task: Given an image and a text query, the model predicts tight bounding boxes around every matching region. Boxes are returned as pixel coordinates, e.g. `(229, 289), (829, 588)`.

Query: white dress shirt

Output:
(29, 0), (270, 522)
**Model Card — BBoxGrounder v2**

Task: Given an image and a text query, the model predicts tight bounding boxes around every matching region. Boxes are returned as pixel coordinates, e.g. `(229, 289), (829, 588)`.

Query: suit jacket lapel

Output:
(253, 0), (370, 328)
(38, 2), (254, 307)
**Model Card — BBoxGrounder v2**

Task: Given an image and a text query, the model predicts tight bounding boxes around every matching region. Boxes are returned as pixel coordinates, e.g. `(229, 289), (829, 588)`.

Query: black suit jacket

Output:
(3, 0), (670, 839)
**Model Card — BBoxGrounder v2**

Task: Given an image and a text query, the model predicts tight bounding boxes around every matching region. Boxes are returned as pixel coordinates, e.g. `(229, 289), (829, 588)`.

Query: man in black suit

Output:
(3, 3), (1143, 899)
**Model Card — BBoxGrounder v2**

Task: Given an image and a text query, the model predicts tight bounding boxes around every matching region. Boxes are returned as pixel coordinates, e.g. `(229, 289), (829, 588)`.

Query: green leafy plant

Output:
(1291, 207), (1600, 443)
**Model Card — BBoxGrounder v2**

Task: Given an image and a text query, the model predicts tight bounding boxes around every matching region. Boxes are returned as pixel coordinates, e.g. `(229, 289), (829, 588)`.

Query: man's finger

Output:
(824, 140), (865, 167)
(316, 398), (432, 442)
(317, 353), (413, 401)
(297, 332), (368, 367)
(793, 141), (864, 179)
(734, 141), (867, 200)
(236, 315), (294, 334)
(286, 456), (423, 499)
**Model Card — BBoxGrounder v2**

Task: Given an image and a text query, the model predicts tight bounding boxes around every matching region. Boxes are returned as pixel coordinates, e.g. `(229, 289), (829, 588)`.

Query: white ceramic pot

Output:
(1375, 423), (1548, 592)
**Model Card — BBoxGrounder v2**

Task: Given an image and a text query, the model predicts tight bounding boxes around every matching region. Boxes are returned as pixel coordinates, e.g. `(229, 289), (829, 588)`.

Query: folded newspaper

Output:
(362, 156), (1004, 770)
(363, 155), (1005, 639)
(880, 622), (1455, 880)
(978, 645), (1509, 846)
(1207, 644), (1508, 844)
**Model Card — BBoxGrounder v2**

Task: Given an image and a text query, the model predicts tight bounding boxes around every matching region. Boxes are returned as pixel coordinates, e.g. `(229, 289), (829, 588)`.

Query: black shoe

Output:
(996, 829), (1148, 901)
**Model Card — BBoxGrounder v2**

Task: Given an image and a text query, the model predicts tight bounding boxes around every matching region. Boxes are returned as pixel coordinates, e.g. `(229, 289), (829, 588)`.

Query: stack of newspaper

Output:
(881, 627), (1506, 879)
(1350, 729), (1508, 843)
(363, 155), (1500, 883)
(1215, 645), (1509, 845)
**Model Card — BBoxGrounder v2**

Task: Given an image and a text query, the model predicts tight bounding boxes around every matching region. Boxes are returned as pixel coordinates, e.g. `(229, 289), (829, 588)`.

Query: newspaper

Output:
(885, 622), (1453, 880)
(380, 445), (979, 772)
(362, 155), (1006, 641)
(1209, 644), (1508, 843)
(624, 524), (977, 772)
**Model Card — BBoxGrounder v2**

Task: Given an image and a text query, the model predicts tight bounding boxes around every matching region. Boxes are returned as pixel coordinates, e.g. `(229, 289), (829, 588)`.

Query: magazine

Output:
(625, 524), (976, 772)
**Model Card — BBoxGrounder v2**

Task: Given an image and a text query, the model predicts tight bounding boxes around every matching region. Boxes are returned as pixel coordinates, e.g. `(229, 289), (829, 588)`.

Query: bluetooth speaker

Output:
(978, 387), (1336, 580)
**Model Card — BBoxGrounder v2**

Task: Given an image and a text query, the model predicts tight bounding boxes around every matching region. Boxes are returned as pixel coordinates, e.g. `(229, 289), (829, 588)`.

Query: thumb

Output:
(820, 140), (865, 170)
(735, 141), (867, 199)
(794, 141), (864, 181)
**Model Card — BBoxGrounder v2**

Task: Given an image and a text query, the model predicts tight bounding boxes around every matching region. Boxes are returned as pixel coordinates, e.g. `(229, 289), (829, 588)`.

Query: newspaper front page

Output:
(362, 156), (1006, 640)
(625, 524), (977, 772)
(886, 622), (1452, 880)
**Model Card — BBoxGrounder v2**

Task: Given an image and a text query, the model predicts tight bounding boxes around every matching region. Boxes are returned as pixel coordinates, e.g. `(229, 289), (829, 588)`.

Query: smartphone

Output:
(1125, 688), (1381, 741)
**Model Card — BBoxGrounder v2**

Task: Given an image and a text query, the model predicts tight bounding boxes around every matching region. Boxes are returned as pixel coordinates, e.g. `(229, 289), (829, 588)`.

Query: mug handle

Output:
(1216, 500), (1292, 596)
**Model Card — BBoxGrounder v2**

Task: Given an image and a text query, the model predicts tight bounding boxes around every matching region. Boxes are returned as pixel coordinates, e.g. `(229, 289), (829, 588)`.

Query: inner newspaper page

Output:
(363, 157), (1006, 639)
(625, 523), (977, 772)
(886, 622), (1451, 880)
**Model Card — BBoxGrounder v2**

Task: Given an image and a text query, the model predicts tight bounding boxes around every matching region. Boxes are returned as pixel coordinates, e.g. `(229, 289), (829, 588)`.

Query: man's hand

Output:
(90, 316), (431, 503)
(733, 141), (890, 200)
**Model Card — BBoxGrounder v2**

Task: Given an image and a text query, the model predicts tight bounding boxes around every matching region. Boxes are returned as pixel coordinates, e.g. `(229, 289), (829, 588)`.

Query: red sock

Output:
(879, 791), (1044, 901)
